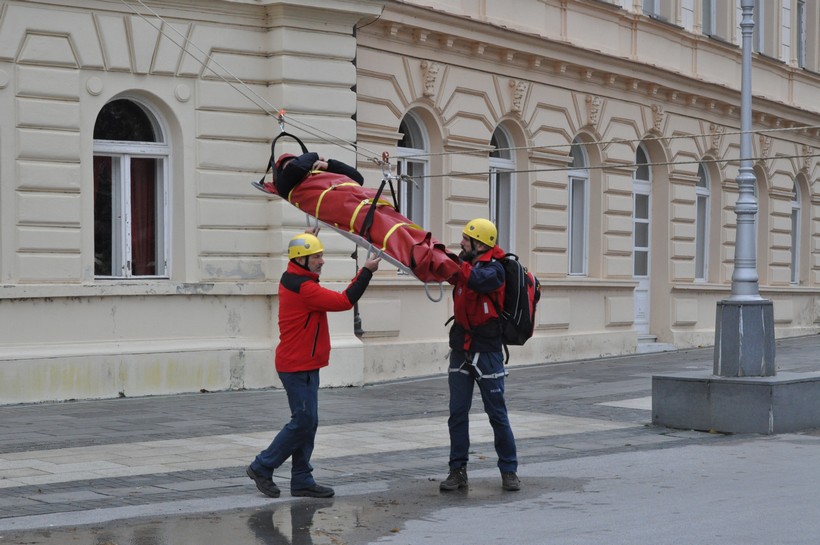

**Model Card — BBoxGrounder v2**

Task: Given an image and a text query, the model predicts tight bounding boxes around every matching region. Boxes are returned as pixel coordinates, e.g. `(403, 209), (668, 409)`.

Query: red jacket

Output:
(275, 261), (373, 373)
(449, 245), (506, 352)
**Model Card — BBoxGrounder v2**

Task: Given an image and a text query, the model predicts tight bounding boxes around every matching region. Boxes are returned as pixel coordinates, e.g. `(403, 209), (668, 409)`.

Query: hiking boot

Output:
(246, 465), (281, 498)
(501, 471), (521, 491)
(291, 483), (335, 498)
(439, 467), (468, 491)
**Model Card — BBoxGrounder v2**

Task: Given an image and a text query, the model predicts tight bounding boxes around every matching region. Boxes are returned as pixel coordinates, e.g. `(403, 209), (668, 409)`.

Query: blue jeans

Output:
(447, 350), (517, 473)
(251, 369), (319, 490)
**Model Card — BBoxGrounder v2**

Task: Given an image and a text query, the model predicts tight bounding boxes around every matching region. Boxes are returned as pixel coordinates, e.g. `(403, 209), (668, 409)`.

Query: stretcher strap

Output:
(310, 182), (361, 216)
(381, 221), (422, 251)
(350, 198), (391, 233)
(360, 177), (399, 242)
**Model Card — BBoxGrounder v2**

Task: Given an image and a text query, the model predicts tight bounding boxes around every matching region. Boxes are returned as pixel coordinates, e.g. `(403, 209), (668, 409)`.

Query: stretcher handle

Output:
(270, 131), (309, 158)
(424, 282), (444, 302)
(256, 131), (310, 187)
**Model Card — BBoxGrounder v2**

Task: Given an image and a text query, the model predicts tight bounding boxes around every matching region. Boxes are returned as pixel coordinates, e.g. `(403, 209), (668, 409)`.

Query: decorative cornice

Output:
(370, 17), (818, 140)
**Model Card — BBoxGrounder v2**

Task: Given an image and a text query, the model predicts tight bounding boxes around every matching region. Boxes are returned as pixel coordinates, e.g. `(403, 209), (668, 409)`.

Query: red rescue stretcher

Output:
(252, 132), (461, 285)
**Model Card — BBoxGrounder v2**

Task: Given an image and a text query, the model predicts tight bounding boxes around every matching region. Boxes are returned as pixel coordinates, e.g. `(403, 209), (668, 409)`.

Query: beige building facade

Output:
(0, 0), (818, 404)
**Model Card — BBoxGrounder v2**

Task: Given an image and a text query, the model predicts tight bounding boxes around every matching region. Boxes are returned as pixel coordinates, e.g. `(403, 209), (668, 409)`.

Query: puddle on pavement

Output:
(0, 476), (571, 545)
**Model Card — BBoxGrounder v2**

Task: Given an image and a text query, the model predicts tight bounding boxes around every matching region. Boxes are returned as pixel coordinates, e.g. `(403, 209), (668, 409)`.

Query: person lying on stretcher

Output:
(274, 152), (364, 199)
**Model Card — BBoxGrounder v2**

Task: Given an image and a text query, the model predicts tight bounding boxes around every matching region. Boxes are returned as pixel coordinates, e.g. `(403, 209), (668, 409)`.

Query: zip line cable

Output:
(121, 0), (818, 180)
(417, 152), (820, 181)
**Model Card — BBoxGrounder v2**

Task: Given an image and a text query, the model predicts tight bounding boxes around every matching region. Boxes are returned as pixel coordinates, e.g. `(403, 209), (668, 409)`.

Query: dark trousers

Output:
(447, 350), (517, 473)
(252, 369), (319, 490)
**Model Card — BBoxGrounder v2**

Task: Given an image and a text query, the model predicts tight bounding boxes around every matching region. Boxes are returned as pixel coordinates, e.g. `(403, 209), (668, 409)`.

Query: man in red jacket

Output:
(439, 218), (520, 493)
(247, 230), (380, 498)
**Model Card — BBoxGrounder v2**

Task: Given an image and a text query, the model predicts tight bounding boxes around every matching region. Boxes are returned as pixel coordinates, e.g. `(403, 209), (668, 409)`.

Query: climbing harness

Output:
(449, 352), (509, 381)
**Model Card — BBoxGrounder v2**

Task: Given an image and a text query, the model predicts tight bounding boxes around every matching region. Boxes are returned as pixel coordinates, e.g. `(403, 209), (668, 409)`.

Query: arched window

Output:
(396, 112), (429, 229)
(93, 98), (169, 278)
(489, 126), (515, 252)
(791, 181), (801, 284)
(633, 145), (651, 279)
(568, 139), (589, 275)
(695, 163), (711, 281)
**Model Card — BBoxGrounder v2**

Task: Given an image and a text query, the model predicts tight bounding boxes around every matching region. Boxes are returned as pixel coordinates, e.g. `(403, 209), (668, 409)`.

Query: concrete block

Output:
(652, 371), (820, 434)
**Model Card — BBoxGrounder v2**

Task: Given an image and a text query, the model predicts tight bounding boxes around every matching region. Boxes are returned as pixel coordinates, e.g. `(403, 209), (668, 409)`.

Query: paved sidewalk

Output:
(1, 335), (818, 533)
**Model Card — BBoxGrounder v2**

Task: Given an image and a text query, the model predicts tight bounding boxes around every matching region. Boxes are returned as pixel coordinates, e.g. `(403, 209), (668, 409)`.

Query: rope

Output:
(119, 0), (817, 197)
(119, 0), (385, 166)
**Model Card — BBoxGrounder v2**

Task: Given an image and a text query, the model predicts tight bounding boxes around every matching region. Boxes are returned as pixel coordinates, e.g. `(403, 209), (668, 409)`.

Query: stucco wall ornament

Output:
(709, 123), (724, 152)
(509, 79), (529, 115)
(759, 134), (772, 160)
(86, 77), (103, 96)
(585, 94), (602, 126)
(802, 145), (813, 174)
(651, 104), (664, 132)
(175, 84), (191, 102)
(420, 60), (440, 97)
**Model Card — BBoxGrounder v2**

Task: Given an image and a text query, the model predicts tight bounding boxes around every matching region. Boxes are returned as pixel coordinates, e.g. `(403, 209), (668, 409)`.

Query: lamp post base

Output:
(714, 299), (775, 377)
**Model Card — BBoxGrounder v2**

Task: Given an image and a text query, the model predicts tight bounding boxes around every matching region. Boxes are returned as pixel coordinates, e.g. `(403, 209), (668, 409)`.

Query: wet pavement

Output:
(2, 335), (820, 544)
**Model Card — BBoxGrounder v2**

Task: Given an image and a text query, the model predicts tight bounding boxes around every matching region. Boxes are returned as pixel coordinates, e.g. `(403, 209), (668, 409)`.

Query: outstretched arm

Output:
(324, 158), (364, 185)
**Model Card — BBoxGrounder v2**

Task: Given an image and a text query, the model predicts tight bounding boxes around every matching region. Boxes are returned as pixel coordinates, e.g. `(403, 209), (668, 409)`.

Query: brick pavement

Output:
(0, 335), (818, 530)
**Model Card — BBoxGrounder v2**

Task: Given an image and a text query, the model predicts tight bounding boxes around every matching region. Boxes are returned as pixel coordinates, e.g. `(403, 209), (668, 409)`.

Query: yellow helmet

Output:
(288, 233), (324, 260)
(463, 218), (497, 248)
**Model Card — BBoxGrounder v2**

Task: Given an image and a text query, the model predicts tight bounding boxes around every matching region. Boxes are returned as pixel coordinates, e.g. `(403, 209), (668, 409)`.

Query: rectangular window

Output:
(94, 154), (167, 278)
(781, 0), (792, 63)
(753, 0), (765, 53)
(681, 0), (695, 30)
(702, 0), (716, 35)
(397, 159), (427, 229)
(568, 177), (587, 275)
(796, 0), (806, 67)
(643, 0), (659, 16)
(791, 209), (799, 283)
(633, 193), (650, 277)
(695, 194), (708, 280)
(489, 167), (513, 252)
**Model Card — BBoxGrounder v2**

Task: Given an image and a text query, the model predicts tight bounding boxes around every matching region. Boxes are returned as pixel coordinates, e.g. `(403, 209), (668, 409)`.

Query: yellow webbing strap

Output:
(349, 198), (393, 232)
(287, 170), (345, 205)
(381, 222), (422, 250)
(312, 182), (360, 216)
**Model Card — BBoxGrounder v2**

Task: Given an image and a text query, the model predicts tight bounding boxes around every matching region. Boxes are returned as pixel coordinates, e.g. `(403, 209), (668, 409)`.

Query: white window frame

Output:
(93, 100), (170, 279)
(568, 141), (589, 276)
(695, 164), (711, 281)
(396, 112), (429, 229)
(489, 126), (515, 253)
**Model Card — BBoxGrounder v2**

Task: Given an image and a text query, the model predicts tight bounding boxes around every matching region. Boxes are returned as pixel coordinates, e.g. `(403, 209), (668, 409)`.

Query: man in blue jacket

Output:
(440, 218), (520, 492)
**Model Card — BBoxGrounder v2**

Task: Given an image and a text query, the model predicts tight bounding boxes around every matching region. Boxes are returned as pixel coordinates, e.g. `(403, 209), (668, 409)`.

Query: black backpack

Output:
(493, 253), (541, 354)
